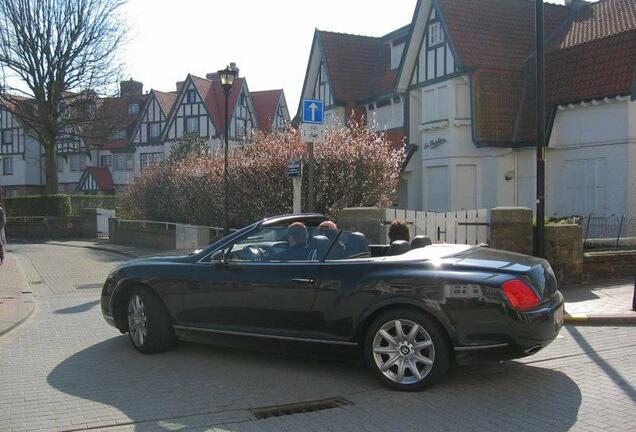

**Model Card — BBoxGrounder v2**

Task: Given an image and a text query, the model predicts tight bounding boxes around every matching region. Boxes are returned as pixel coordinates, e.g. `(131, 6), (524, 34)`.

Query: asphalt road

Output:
(1, 242), (634, 432)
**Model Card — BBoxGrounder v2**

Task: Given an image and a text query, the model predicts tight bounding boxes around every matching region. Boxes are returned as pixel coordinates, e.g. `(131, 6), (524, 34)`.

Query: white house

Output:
(297, 0), (636, 217)
(1, 68), (291, 197)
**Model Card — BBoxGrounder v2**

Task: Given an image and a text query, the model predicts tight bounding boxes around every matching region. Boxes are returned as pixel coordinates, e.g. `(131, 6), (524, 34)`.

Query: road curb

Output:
(565, 311), (636, 326)
(45, 241), (139, 258)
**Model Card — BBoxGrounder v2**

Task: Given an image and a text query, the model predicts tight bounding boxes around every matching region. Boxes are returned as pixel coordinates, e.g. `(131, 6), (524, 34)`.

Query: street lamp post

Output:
(218, 66), (238, 236)
(535, 0), (546, 258)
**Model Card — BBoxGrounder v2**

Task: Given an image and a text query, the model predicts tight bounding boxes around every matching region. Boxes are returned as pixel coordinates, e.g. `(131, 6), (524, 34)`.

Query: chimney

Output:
(176, 81), (185, 92)
(120, 78), (143, 97)
(565, 0), (588, 9)
(230, 62), (239, 76)
(206, 72), (219, 81)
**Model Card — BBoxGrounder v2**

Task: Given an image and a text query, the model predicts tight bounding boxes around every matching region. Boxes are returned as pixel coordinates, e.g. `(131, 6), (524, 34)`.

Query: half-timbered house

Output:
(251, 89), (290, 132)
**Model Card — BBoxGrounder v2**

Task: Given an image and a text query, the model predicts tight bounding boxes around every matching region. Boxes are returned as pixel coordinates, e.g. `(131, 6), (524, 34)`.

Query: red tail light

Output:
(502, 279), (540, 311)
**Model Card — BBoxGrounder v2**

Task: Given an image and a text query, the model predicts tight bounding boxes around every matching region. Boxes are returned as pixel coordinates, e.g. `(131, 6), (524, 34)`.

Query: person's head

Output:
(318, 220), (338, 240)
(288, 222), (308, 248)
(388, 220), (410, 244)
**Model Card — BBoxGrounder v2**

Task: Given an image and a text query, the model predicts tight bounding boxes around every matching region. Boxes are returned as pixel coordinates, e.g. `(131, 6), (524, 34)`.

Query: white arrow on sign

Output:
(309, 103), (318, 122)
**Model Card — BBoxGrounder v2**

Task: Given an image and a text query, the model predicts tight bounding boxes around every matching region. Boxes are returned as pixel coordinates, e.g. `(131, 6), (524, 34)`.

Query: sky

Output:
(121, 0), (567, 113)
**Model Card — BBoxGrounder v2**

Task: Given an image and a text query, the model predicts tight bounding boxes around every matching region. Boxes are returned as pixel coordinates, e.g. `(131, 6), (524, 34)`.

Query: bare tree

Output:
(0, 0), (126, 193)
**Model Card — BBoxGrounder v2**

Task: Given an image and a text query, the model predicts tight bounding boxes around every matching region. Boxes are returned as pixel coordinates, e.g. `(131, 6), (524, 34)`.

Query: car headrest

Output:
(411, 235), (432, 249)
(389, 240), (411, 256)
(345, 232), (370, 258)
(309, 235), (330, 250)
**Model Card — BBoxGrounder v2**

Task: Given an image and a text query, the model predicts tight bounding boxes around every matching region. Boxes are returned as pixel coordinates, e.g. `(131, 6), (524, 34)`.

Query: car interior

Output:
(220, 220), (434, 263)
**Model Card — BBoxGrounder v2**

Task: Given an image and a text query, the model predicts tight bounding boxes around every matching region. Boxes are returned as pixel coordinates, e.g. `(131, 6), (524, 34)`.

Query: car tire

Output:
(127, 286), (176, 354)
(364, 308), (450, 391)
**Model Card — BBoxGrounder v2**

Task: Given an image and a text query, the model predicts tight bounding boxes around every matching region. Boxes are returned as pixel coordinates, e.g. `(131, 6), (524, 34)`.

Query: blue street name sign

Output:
(302, 99), (324, 125)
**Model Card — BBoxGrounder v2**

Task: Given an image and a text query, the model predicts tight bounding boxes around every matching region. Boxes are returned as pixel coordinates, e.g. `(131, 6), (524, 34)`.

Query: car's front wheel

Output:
(127, 287), (176, 354)
(365, 309), (450, 391)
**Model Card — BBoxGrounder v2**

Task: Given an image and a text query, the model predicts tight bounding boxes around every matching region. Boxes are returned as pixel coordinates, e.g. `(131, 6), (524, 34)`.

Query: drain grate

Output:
(251, 397), (353, 420)
(76, 283), (103, 290)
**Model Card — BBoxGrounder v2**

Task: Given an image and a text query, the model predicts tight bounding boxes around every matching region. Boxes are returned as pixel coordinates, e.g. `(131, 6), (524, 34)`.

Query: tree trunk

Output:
(43, 140), (58, 195)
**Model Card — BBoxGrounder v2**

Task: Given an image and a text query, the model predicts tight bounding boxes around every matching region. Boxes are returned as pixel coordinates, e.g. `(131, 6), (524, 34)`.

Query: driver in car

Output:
(275, 222), (310, 261)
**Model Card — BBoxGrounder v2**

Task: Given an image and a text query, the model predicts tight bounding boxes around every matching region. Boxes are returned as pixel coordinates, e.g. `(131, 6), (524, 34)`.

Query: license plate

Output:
(554, 305), (564, 325)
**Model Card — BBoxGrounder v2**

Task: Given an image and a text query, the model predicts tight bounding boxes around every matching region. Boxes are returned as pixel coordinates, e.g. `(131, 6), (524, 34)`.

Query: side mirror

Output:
(210, 249), (225, 264)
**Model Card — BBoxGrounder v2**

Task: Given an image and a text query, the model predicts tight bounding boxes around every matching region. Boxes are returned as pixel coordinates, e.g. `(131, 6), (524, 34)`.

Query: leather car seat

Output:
(389, 240), (411, 256)
(411, 236), (433, 249)
(345, 232), (371, 258)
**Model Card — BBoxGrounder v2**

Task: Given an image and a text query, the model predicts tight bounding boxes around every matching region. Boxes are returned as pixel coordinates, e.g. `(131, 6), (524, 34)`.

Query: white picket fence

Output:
(383, 208), (489, 245)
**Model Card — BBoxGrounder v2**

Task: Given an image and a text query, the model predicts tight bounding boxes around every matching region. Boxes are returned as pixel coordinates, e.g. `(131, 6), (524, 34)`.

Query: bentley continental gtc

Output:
(101, 214), (564, 391)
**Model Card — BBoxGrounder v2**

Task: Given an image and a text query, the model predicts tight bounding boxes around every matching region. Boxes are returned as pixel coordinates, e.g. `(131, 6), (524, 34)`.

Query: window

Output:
(367, 103), (375, 111)
(455, 83), (471, 119)
(69, 154), (85, 172)
(2, 130), (12, 145)
(139, 152), (163, 169)
(57, 158), (64, 172)
(422, 85), (449, 123)
(429, 22), (443, 45)
(2, 157), (13, 175)
(114, 153), (133, 171)
(128, 103), (140, 115)
(5, 189), (17, 198)
(186, 89), (196, 103)
(149, 122), (161, 139)
(100, 155), (112, 167)
(109, 128), (127, 140)
(186, 117), (199, 134)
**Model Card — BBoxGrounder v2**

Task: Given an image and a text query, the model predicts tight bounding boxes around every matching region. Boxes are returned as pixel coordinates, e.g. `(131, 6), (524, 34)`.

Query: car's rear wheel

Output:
(364, 309), (450, 391)
(127, 287), (176, 354)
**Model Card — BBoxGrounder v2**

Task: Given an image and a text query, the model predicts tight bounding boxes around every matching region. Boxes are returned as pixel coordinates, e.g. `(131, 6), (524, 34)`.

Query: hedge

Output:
(3, 194), (72, 217)
(3, 194), (118, 217)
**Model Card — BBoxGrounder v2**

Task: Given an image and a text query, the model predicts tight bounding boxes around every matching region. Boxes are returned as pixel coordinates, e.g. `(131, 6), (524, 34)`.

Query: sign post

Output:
(287, 159), (303, 213)
(301, 99), (325, 212)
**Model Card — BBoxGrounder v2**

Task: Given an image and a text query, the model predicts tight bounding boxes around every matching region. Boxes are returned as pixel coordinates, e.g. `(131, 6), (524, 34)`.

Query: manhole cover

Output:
(251, 397), (353, 420)
(76, 283), (103, 290)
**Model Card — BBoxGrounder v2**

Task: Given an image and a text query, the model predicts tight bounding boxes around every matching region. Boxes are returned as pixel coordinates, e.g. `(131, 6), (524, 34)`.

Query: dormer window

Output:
(128, 102), (140, 115)
(187, 89), (196, 103)
(109, 128), (127, 140)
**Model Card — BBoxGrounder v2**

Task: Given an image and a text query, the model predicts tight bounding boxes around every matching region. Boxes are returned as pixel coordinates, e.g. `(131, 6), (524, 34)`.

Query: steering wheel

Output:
(242, 245), (264, 262)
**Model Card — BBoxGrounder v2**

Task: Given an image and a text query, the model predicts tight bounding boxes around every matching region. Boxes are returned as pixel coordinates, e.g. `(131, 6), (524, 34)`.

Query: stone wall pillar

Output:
(336, 207), (387, 244)
(80, 208), (98, 238)
(545, 224), (583, 286)
(489, 207), (534, 255)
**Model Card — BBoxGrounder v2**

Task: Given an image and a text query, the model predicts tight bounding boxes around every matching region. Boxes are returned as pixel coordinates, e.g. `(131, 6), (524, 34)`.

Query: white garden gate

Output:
(96, 208), (116, 238)
(383, 208), (489, 245)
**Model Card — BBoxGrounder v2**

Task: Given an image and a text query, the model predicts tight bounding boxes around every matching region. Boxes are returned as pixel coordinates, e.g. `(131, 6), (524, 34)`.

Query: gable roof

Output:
(153, 90), (178, 116)
(427, 0), (636, 146)
(251, 89), (283, 132)
(316, 26), (409, 104)
(436, 0), (572, 71)
(76, 166), (115, 192)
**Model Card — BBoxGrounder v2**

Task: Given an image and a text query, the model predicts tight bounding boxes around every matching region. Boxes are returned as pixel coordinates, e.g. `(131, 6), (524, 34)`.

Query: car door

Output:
(180, 225), (322, 338)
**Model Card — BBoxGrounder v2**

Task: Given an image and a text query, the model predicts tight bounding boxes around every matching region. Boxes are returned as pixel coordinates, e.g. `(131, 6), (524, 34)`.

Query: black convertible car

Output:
(101, 213), (564, 391)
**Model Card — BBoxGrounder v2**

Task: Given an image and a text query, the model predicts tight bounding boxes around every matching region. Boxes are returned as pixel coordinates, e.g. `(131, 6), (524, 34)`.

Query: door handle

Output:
(292, 278), (316, 285)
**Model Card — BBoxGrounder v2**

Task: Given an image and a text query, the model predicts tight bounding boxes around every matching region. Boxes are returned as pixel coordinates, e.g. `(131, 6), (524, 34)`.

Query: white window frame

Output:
(128, 102), (140, 115)
(429, 22), (443, 45)
(100, 155), (113, 167)
(149, 122), (161, 139)
(2, 156), (13, 175)
(185, 117), (199, 134)
(114, 153), (133, 171)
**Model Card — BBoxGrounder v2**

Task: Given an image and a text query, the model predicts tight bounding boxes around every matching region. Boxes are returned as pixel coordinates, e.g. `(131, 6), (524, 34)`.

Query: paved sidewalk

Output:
(563, 279), (636, 325)
(0, 254), (34, 336)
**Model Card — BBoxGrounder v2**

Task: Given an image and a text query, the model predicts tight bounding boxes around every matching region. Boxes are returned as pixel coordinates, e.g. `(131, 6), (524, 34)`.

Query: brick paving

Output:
(564, 279), (635, 319)
(0, 242), (634, 432)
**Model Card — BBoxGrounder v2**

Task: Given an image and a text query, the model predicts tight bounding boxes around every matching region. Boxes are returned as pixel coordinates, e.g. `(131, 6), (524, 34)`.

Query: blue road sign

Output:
(302, 99), (324, 125)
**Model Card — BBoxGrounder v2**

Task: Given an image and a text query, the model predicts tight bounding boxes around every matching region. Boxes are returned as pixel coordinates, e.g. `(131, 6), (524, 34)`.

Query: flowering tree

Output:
(120, 122), (404, 227)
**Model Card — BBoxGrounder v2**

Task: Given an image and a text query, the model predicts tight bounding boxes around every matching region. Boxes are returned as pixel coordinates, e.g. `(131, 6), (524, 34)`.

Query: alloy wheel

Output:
(128, 294), (147, 347)
(372, 319), (435, 385)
